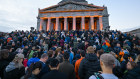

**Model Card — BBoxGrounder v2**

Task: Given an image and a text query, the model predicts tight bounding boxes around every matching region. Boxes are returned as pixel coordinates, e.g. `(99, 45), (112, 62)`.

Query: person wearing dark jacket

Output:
(37, 53), (50, 79)
(23, 62), (42, 79)
(0, 49), (10, 79)
(41, 58), (68, 79)
(58, 51), (76, 79)
(6, 45), (16, 62)
(123, 59), (140, 79)
(78, 46), (101, 79)
(4, 54), (25, 79)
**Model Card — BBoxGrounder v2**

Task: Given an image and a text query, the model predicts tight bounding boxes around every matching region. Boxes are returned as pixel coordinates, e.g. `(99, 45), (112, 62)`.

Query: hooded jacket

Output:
(4, 62), (25, 79)
(27, 57), (40, 67)
(78, 53), (101, 79)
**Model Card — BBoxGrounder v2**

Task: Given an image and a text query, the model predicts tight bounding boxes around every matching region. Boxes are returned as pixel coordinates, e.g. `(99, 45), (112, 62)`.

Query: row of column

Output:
(40, 16), (103, 31)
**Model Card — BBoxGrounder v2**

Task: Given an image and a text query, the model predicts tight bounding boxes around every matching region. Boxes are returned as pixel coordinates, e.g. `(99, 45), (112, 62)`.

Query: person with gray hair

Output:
(37, 53), (50, 79)
(89, 53), (118, 79)
(4, 54), (25, 79)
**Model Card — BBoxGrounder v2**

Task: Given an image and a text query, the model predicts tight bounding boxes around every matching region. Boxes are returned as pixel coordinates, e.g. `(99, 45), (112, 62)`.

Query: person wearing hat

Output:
(89, 53), (118, 79)
(78, 46), (101, 79)
(4, 54), (25, 79)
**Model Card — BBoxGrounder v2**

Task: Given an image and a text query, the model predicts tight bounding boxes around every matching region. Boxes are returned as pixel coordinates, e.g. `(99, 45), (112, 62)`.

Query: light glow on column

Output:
(82, 16), (85, 30)
(99, 16), (103, 30)
(73, 17), (76, 30)
(47, 17), (51, 31)
(90, 16), (94, 30)
(56, 17), (59, 31)
(64, 17), (68, 31)
(40, 19), (43, 31)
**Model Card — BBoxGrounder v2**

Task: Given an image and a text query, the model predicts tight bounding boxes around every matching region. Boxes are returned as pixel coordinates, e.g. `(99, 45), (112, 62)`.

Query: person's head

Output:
(40, 53), (48, 63)
(63, 51), (70, 60)
(24, 45), (28, 49)
(25, 62), (42, 79)
(0, 49), (9, 60)
(47, 50), (53, 58)
(32, 46), (35, 50)
(100, 53), (115, 70)
(127, 61), (136, 70)
(86, 46), (95, 53)
(80, 50), (85, 57)
(116, 43), (121, 47)
(97, 50), (104, 58)
(13, 54), (24, 68)
(49, 58), (59, 70)
(32, 52), (38, 58)
(55, 47), (62, 56)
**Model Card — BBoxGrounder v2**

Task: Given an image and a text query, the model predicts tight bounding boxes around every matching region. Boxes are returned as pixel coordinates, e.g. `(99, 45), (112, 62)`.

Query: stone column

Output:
(81, 16), (85, 30)
(99, 16), (103, 30)
(47, 17), (51, 31)
(64, 17), (68, 31)
(56, 17), (59, 31)
(73, 16), (76, 30)
(39, 19), (43, 31)
(90, 16), (94, 30)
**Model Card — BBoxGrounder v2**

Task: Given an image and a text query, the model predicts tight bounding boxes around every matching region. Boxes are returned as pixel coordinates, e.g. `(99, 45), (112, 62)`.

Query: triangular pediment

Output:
(40, 2), (104, 12)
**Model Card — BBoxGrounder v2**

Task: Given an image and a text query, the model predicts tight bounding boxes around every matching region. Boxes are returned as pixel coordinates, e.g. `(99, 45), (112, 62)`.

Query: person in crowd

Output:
(69, 47), (74, 64)
(37, 53), (50, 78)
(24, 62), (42, 79)
(96, 49), (104, 59)
(28, 46), (36, 59)
(27, 52), (40, 67)
(59, 51), (76, 79)
(0, 49), (10, 79)
(109, 51), (121, 67)
(4, 54), (25, 79)
(0, 29), (140, 79)
(55, 47), (63, 63)
(41, 58), (68, 79)
(6, 45), (16, 62)
(123, 61), (137, 79)
(89, 53), (118, 79)
(78, 46), (101, 79)
(46, 50), (54, 65)
(75, 50), (85, 79)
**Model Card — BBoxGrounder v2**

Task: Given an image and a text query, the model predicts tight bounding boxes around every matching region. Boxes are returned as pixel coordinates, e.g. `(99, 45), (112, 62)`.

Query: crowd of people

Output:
(0, 29), (140, 79)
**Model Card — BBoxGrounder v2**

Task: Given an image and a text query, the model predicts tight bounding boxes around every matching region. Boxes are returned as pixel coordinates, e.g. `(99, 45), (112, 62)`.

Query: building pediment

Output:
(40, 1), (104, 12)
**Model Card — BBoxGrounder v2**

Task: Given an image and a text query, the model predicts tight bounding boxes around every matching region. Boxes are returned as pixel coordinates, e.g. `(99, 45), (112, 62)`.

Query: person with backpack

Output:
(78, 46), (101, 79)
(89, 53), (118, 79)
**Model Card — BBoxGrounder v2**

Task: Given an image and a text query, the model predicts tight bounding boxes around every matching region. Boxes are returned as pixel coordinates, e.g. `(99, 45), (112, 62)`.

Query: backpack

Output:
(94, 72), (104, 79)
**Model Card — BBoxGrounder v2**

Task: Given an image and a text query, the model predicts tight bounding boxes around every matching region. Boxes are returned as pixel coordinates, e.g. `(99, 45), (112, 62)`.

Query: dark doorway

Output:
(76, 18), (81, 31)
(68, 18), (73, 31)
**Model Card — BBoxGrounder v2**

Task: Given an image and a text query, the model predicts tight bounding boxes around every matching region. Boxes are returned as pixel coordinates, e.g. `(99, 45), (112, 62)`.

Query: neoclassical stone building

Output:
(37, 0), (109, 31)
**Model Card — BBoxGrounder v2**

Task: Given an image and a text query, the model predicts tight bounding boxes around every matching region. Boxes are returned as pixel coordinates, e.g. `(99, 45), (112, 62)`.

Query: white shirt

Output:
(89, 73), (118, 79)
